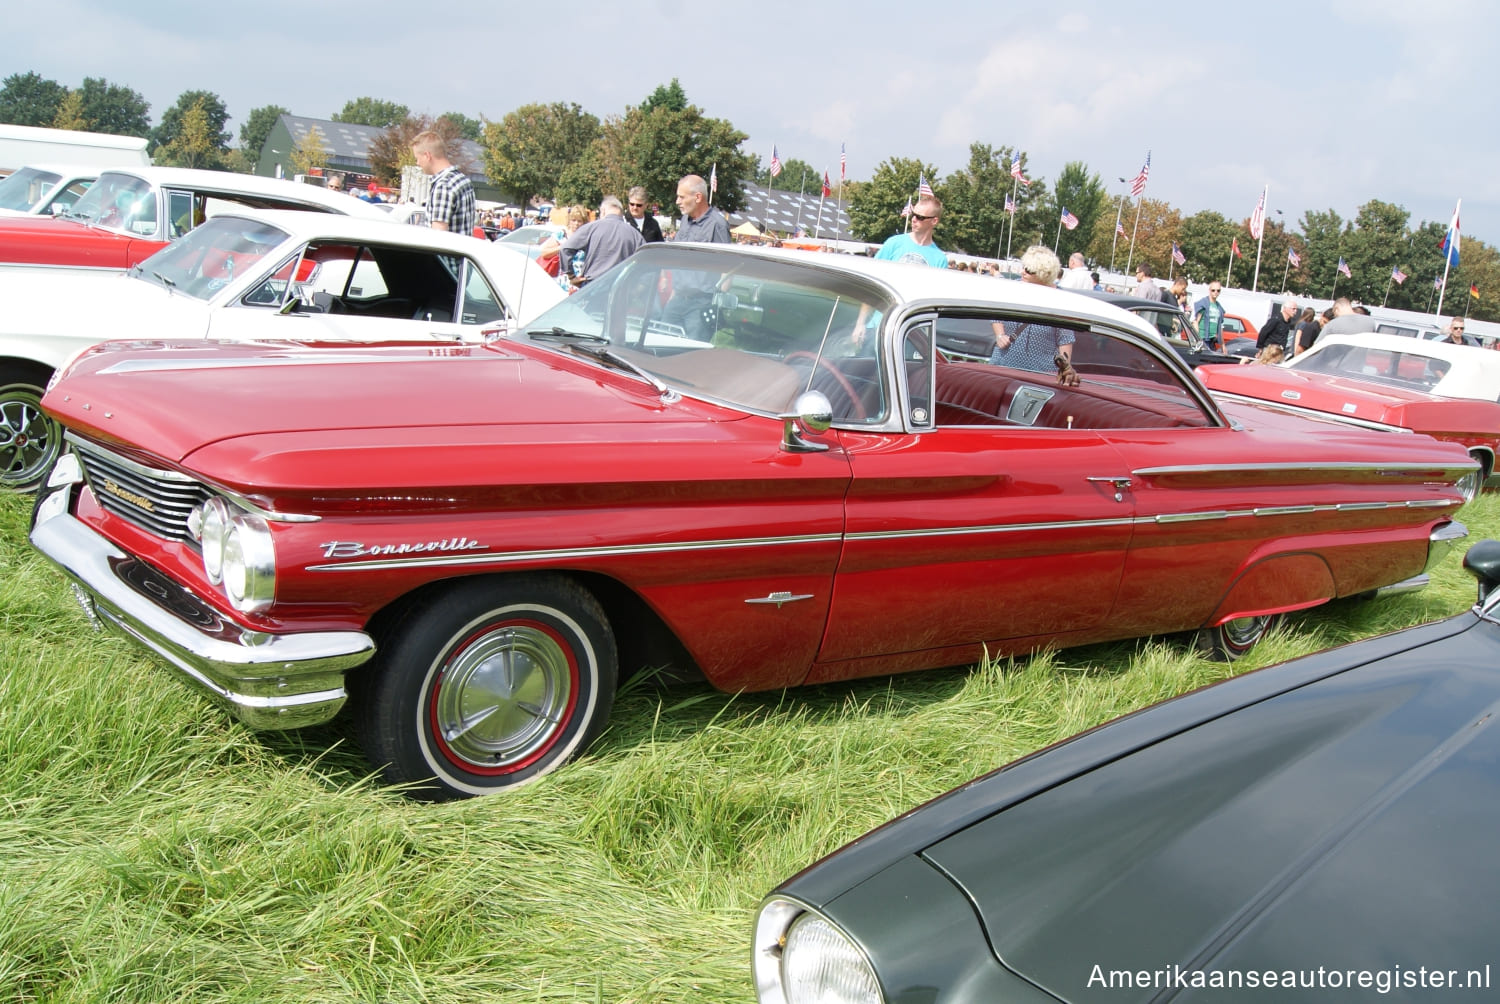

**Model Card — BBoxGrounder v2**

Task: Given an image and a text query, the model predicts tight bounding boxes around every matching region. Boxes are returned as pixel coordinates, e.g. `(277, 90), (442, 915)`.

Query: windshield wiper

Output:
(151, 271), (176, 295)
(567, 343), (678, 401)
(528, 326), (608, 343)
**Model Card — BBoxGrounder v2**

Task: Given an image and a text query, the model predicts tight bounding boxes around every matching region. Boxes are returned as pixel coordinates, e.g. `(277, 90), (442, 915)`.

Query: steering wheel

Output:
(783, 351), (867, 421)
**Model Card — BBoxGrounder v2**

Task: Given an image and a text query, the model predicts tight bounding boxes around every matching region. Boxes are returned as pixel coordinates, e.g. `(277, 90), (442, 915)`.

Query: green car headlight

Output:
(754, 898), (882, 1004)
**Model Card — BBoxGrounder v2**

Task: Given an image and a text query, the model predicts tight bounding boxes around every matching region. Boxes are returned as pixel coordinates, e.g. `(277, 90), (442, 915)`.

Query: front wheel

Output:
(0, 365), (60, 492)
(1195, 614), (1279, 661)
(354, 575), (617, 801)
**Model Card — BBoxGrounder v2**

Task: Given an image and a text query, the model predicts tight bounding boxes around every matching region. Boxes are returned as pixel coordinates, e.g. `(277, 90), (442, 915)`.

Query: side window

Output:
(347, 248), (390, 301)
(902, 321), (935, 430)
(459, 262), (506, 325)
(50, 181), (92, 213)
(166, 190), (198, 238)
(932, 314), (1212, 430)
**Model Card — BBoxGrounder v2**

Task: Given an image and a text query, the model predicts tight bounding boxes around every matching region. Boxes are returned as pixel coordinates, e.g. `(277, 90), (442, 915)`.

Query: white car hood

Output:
(4, 270), (211, 367)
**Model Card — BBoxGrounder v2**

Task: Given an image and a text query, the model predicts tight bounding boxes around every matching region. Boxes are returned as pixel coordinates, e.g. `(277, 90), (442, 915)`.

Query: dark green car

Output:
(754, 542), (1500, 1003)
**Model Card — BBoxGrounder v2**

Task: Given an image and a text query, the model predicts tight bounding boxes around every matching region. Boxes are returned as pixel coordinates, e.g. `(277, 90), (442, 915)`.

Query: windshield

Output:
(129, 216), (289, 301)
(0, 167), (64, 211)
(1294, 342), (1451, 392)
(67, 172), (156, 235)
(516, 247), (891, 423)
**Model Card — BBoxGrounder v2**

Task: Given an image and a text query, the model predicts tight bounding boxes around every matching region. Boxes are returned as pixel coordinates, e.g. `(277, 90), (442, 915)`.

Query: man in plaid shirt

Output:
(411, 131), (476, 235)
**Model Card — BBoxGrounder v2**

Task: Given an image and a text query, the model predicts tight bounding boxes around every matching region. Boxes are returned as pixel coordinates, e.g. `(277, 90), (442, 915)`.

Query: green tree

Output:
(76, 77), (150, 136)
(1298, 209), (1349, 299)
(152, 90), (231, 159)
(938, 143), (1013, 257)
(289, 125), (329, 177)
(366, 114), (473, 186)
(154, 98), (224, 169)
(846, 156), (944, 244)
(437, 112), (483, 142)
(640, 79), (688, 114)
(756, 155), (818, 193)
(0, 71), (67, 126)
(332, 97), (408, 129)
(238, 104), (288, 160)
(483, 102), (601, 204)
(51, 90), (87, 131)
(1052, 161), (1105, 263)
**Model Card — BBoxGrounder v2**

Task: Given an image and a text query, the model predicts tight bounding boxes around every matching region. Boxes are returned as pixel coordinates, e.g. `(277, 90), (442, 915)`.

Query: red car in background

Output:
(0, 165), (386, 273)
(1198, 331), (1500, 486)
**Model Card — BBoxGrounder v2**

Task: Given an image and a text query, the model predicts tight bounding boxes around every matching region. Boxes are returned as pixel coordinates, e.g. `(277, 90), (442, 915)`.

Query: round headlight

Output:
(221, 513), (275, 614)
(199, 497), (234, 585)
(754, 898), (882, 1004)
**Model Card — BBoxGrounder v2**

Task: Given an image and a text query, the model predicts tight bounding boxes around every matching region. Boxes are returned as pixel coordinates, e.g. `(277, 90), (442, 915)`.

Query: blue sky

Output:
(10, 0), (1496, 242)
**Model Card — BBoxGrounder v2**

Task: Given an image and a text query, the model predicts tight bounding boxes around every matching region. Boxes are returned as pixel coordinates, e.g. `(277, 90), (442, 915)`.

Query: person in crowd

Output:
(1258, 297), (1300, 351)
(325, 173), (345, 193)
(1442, 317), (1478, 346)
(558, 195), (644, 286)
(1169, 277), (1192, 317)
(1059, 252), (1092, 290)
(874, 194), (946, 267)
(411, 130), (476, 234)
(361, 182), (383, 204)
(1193, 282), (1227, 350)
(1246, 343), (1286, 365)
(1132, 262), (1159, 300)
(1091, 271), (1103, 291)
(672, 175), (730, 244)
(1294, 307), (1327, 355)
(990, 246), (1079, 386)
(1321, 296), (1375, 336)
(534, 206), (592, 282)
(625, 186), (664, 243)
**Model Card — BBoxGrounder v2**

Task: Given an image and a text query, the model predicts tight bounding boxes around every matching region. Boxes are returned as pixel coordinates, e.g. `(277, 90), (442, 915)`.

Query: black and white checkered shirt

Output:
(425, 166), (476, 235)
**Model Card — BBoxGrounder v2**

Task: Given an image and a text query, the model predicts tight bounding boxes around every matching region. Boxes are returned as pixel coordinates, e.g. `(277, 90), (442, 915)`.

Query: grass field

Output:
(2, 489), (1495, 1003)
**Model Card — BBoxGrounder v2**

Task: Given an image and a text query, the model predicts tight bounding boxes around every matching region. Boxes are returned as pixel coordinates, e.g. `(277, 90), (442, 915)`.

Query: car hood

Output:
(920, 620), (1500, 1001)
(0, 214), (138, 266)
(44, 339), (749, 491)
(6, 270), (202, 346)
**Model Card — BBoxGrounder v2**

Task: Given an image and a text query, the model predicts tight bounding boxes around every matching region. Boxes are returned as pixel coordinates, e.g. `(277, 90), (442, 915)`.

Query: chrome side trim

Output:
(31, 498), (372, 730)
(745, 592), (815, 607)
(1133, 460), (1466, 477)
(1207, 391), (1413, 433)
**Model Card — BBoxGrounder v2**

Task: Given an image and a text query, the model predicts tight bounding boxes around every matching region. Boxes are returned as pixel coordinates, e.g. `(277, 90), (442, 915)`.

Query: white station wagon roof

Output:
(93, 165), (391, 219)
(1289, 331), (1500, 402)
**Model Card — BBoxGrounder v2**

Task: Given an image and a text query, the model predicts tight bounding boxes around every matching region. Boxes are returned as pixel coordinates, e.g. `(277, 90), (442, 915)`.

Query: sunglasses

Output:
(911, 212), (938, 222)
(629, 202), (644, 207)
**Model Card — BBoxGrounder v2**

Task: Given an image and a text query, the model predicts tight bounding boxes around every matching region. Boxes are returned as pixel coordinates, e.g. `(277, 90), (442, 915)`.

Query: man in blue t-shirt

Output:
(876, 195), (947, 268)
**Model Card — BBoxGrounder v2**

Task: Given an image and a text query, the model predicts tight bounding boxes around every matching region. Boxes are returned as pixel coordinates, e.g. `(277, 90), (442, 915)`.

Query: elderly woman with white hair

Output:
(988, 246), (1080, 386)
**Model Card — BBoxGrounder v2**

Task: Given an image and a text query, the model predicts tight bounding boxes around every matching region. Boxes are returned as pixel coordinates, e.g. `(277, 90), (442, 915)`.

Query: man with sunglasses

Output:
(875, 195), (947, 268)
(1192, 283), (1227, 351)
(625, 186), (663, 243)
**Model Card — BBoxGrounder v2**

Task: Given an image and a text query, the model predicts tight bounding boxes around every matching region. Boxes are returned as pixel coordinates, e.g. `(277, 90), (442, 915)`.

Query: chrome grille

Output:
(71, 439), (211, 544)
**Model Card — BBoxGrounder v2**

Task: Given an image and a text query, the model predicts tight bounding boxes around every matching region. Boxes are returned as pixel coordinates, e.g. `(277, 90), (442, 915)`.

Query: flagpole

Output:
(1381, 273), (1393, 307)
(1465, 288), (1473, 319)
(793, 168), (807, 234)
(1109, 191), (1124, 272)
(1125, 197), (1142, 277)
(1280, 254), (1290, 294)
(1427, 280), (1436, 313)
(1053, 209), (1063, 254)
(814, 175), (826, 239)
(1437, 198), (1459, 317)
(1005, 177), (1018, 260)
(1224, 243), (1233, 287)
(1251, 186), (1267, 293)
(1168, 247), (1174, 281)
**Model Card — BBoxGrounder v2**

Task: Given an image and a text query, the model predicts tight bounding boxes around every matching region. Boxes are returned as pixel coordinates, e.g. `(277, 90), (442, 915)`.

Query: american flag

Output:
(900, 197), (912, 217)
(1004, 194), (1015, 213)
(1171, 243), (1186, 265)
(1434, 276), (1445, 290)
(1060, 208), (1079, 230)
(1130, 152), (1150, 197)
(840, 142), (846, 180)
(1010, 154), (1030, 187)
(709, 163), (717, 195)
(1116, 219), (1126, 237)
(1249, 186), (1266, 240)
(769, 145), (782, 178)
(1288, 246), (1301, 267)
(1231, 237), (1242, 259)
(1391, 266), (1407, 285)
(917, 174), (934, 198)
(1337, 257), (1352, 278)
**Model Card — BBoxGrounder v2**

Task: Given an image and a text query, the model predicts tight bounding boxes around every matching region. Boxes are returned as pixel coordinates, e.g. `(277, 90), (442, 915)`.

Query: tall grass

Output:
(1, 490), (1494, 1002)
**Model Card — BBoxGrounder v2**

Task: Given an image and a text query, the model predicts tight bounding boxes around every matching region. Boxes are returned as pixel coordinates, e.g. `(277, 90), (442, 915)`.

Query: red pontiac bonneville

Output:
(0, 165), (387, 273)
(31, 243), (1480, 800)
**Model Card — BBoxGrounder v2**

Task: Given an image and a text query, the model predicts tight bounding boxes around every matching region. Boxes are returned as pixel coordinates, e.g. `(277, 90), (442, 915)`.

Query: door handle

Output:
(1087, 476), (1132, 501)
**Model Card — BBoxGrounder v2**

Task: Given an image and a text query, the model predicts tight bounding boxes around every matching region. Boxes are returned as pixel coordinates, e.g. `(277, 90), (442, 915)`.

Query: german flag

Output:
(1471, 284), (1481, 299)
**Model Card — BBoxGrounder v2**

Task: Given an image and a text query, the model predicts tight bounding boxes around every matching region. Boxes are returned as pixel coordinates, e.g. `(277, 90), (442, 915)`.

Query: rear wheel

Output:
(1196, 614), (1279, 661)
(354, 575), (617, 801)
(0, 364), (59, 492)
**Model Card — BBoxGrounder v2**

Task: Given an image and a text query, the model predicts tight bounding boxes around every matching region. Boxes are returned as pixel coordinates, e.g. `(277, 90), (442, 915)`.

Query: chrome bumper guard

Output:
(31, 487), (374, 731)
(1424, 519), (1469, 574)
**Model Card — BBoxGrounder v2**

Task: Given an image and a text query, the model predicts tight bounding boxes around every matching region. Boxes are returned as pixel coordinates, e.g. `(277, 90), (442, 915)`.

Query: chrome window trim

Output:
(1208, 391), (1412, 434)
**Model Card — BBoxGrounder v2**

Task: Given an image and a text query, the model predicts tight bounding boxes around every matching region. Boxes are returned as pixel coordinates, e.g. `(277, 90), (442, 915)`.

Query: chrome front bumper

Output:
(31, 485), (375, 730)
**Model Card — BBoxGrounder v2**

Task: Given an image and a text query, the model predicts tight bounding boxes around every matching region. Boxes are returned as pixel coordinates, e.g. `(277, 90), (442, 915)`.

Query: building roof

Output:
(727, 182), (851, 239)
(279, 115), (488, 180)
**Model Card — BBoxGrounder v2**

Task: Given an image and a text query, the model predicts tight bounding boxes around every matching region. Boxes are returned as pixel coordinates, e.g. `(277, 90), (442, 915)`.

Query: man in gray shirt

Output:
(672, 174), (730, 244)
(559, 195), (643, 285)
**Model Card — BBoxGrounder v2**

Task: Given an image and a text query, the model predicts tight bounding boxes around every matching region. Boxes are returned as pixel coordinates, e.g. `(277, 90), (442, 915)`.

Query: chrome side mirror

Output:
(779, 391), (833, 453)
